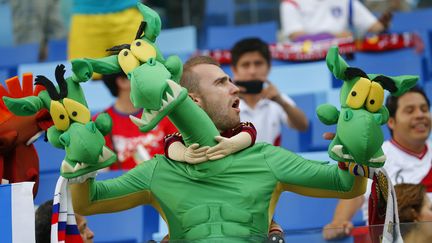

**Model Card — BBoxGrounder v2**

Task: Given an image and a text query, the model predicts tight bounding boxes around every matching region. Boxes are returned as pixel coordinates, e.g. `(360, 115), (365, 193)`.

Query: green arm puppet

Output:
(3, 64), (117, 178)
(317, 47), (418, 172)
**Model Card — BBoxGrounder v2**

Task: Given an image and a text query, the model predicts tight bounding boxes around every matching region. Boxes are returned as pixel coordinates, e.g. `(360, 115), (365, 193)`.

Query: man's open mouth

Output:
(232, 98), (240, 109)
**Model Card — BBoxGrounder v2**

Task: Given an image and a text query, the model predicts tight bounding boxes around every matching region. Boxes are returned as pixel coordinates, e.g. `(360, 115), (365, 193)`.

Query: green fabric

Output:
(319, 47), (418, 167)
(89, 143), (355, 241)
(3, 64), (117, 178)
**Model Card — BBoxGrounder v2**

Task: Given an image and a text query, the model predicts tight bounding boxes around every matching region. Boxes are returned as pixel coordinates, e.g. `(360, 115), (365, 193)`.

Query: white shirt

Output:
(280, 0), (378, 39)
(239, 95), (295, 145)
(362, 140), (432, 221)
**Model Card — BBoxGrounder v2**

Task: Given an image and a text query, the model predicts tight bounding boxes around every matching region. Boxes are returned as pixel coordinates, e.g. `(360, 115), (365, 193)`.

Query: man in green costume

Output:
(68, 55), (368, 242)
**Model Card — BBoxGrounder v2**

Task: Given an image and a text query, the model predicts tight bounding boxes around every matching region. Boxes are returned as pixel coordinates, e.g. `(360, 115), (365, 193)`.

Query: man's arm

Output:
(322, 196), (365, 240)
(263, 145), (367, 198)
(262, 82), (309, 131)
(71, 158), (158, 215)
(273, 95), (309, 131)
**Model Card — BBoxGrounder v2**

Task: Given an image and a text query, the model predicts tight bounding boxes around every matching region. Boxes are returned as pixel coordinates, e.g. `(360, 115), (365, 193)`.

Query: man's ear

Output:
(188, 93), (203, 107)
(387, 116), (395, 131)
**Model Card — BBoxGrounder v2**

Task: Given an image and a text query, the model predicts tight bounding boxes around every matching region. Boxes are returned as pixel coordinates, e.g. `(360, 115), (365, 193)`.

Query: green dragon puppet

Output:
(3, 64), (117, 178)
(317, 47), (417, 171)
(4, 4), (372, 242)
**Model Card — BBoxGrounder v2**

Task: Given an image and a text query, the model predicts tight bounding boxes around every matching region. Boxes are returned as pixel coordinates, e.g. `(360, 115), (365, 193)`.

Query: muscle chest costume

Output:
(5, 3), (417, 242)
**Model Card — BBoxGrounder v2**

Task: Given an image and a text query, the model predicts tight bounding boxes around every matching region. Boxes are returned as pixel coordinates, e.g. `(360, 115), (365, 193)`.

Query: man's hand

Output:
(183, 143), (210, 164)
(260, 80), (280, 101)
(322, 221), (353, 240)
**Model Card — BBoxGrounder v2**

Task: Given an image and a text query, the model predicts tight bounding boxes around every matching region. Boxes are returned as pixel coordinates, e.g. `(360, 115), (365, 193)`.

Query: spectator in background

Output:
(35, 199), (94, 243)
(363, 0), (412, 13)
(323, 86), (432, 240)
(68, 0), (143, 79)
(10, 0), (65, 61)
(280, 0), (392, 42)
(395, 183), (432, 243)
(98, 73), (177, 170)
(230, 38), (308, 146)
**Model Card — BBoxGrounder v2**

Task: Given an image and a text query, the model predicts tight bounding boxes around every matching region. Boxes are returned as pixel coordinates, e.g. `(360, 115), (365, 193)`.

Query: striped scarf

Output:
(51, 176), (83, 243)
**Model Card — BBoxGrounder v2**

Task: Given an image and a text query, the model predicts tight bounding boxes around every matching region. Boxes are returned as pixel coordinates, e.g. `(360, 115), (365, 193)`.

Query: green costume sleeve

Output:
(262, 144), (367, 199)
(71, 158), (159, 215)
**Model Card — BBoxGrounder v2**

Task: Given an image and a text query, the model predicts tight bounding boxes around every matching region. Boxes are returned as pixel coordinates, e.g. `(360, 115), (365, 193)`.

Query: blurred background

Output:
(1, 0), (432, 242)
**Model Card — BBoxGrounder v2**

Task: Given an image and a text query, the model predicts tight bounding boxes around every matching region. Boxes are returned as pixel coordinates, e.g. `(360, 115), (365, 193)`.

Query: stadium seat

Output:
(18, 62), (115, 113)
(269, 61), (332, 96)
(0, 3), (14, 47)
(34, 137), (65, 174)
(274, 192), (365, 232)
(35, 171), (60, 205)
(204, 0), (235, 27)
(205, 21), (278, 50)
(0, 43), (39, 77)
(46, 39), (68, 62)
(157, 26), (196, 57)
(86, 171), (159, 243)
(333, 49), (428, 88)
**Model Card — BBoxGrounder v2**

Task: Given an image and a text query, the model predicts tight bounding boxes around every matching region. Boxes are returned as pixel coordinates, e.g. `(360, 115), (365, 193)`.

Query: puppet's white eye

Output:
(346, 77), (371, 109)
(130, 39), (157, 63)
(365, 82), (384, 113)
(63, 98), (90, 124)
(118, 49), (140, 74)
(50, 100), (70, 131)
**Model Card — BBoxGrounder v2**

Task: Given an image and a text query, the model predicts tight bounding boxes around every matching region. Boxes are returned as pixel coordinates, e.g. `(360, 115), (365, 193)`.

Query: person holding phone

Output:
(230, 38), (309, 146)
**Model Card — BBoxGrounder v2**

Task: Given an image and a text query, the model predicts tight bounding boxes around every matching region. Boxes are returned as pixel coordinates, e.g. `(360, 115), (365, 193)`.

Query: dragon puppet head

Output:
(72, 2), (188, 132)
(317, 47), (418, 167)
(0, 74), (52, 196)
(3, 64), (117, 178)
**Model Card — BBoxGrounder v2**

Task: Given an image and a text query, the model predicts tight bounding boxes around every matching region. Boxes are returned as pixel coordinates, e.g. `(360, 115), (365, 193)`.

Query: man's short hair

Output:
(102, 72), (128, 97)
(180, 56), (220, 93)
(385, 86), (430, 136)
(35, 199), (53, 243)
(386, 86), (430, 118)
(230, 38), (271, 67)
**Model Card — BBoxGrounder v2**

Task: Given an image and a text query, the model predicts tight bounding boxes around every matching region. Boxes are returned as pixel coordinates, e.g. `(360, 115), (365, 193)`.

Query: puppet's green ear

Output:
(326, 46), (349, 81)
(390, 75), (419, 97)
(3, 96), (45, 116)
(137, 2), (161, 42)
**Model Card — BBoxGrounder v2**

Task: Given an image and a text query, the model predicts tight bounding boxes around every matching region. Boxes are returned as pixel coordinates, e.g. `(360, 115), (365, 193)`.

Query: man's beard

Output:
(203, 102), (239, 132)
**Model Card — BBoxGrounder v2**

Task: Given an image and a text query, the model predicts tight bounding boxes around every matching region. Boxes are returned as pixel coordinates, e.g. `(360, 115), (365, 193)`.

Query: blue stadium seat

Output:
(86, 171), (159, 243)
(46, 39), (68, 62)
(34, 137), (65, 174)
(285, 230), (353, 243)
(35, 170), (160, 243)
(18, 62), (115, 113)
(390, 8), (432, 33)
(157, 26), (196, 56)
(0, 68), (8, 85)
(0, 3), (14, 47)
(333, 49), (428, 88)
(274, 192), (365, 232)
(282, 92), (329, 152)
(0, 43), (39, 77)
(35, 171), (60, 205)
(269, 61), (332, 96)
(205, 21), (277, 50)
(204, 0), (235, 27)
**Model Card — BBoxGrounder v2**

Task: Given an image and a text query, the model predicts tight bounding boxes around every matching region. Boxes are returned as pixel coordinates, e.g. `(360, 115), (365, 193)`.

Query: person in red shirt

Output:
(95, 72), (177, 170)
